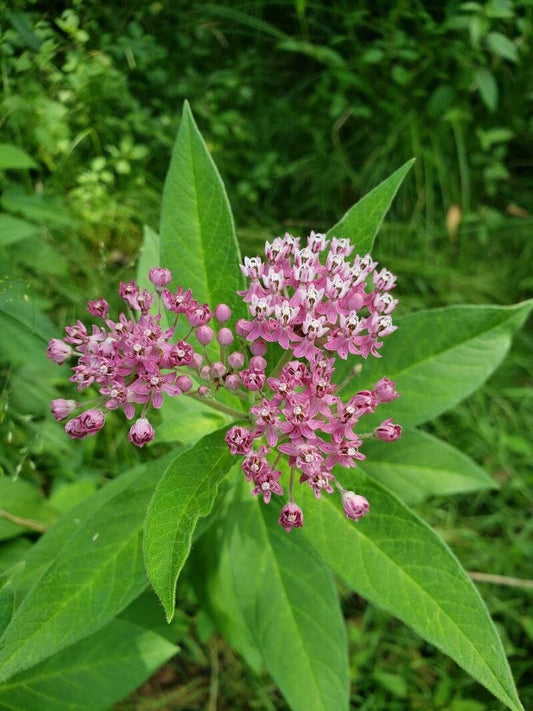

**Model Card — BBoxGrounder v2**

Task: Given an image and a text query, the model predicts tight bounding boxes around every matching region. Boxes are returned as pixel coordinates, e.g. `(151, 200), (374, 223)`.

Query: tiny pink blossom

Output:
(373, 377), (399, 403)
(65, 409), (105, 439)
(87, 298), (109, 319)
(128, 417), (155, 447)
(251, 467), (283, 503)
(375, 418), (402, 442)
(342, 491), (369, 521)
(225, 426), (254, 455)
(279, 502), (304, 532)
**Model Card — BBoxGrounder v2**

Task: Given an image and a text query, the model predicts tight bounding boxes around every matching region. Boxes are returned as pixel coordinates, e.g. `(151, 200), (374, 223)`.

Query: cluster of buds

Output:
(47, 232), (402, 532)
(225, 232), (402, 530)
(47, 267), (255, 447)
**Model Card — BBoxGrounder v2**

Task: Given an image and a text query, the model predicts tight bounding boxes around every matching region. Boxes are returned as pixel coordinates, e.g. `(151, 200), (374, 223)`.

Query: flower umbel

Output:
(47, 233), (401, 532)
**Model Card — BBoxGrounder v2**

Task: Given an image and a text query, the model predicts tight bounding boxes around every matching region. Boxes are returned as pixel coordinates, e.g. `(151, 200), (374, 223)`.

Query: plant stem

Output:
(0, 509), (48, 533)
(269, 348), (293, 380)
(186, 392), (248, 420)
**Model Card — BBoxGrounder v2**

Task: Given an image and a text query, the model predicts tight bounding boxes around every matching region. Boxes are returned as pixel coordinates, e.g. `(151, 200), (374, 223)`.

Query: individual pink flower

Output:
(342, 491), (369, 521)
(375, 418), (402, 442)
(251, 467), (283, 503)
(128, 417), (155, 447)
(87, 298), (109, 319)
(279, 502), (304, 532)
(225, 426), (254, 455)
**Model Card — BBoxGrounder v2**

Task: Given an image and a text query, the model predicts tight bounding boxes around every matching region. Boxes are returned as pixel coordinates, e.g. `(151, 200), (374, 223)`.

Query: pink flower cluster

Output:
(47, 231), (402, 532)
(47, 268), (256, 447)
(237, 232), (398, 361)
(224, 232), (402, 531)
(226, 364), (400, 531)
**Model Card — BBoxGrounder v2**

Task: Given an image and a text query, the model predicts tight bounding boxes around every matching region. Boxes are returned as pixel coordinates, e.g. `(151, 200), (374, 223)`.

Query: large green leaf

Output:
(300, 469), (523, 711)
(0, 619), (176, 710)
(144, 428), (234, 621)
(160, 101), (244, 318)
(0, 454), (176, 683)
(362, 429), (495, 504)
(326, 159), (414, 253)
(338, 301), (532, 427)
(228, 498), (349, 711)
(156, 394), (230, 446)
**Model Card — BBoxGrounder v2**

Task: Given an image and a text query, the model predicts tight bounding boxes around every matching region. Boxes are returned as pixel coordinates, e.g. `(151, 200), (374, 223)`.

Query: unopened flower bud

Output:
(149, 267), (172, 288)
(211, 361), (227, 378)
(214, 303), (231, 323)
(196, 325), (214, 345)
(342, 491), (369, 522)
(176, 375), (193, 392)
(51, 399), (78, 421)
(236, 319), (249, 337)
(250, 339), (267, 356)
(217, 327), (234, 346)
(279, 502), (304, 532)
(200, 365), (211, 380)
(128, 417), (155, 447)
(228, 351), (245, 369)
(198, 386), (210, 397)
(225, 374), (241, 390)
(250, 355), (267, 371)
(374, 418), (402, 442)
(373, 377), (399, 403)
(65, 409), (105, 439)
(47, 338), (72, 364)
(192, 352), (203, 369)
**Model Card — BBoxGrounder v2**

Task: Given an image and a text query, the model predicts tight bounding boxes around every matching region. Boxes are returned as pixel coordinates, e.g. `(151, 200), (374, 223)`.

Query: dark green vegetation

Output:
(1, 1), (532, 709)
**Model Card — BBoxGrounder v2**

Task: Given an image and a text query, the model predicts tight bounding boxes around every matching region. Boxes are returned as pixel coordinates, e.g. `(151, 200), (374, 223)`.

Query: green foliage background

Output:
(0, 1), (532, 709)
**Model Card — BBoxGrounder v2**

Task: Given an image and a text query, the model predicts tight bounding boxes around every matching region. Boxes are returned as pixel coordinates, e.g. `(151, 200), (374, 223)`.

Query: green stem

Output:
(269, 348), (293, 380)
(186, 392), (249, 420)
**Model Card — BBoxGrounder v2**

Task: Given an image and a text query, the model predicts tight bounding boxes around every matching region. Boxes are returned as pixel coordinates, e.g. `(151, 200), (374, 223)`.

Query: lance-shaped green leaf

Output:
(300, 468), (523, 711)
(337, 300), (532, 427)
(0, 619), (176, 710)
(228, 499), (349, 711)
(362, 429), (495, 504)
(327, 159), (414, 253)
(144, 428), (234, 622)
(0, 454), (176, 684)
(160, 101), (244, 318)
